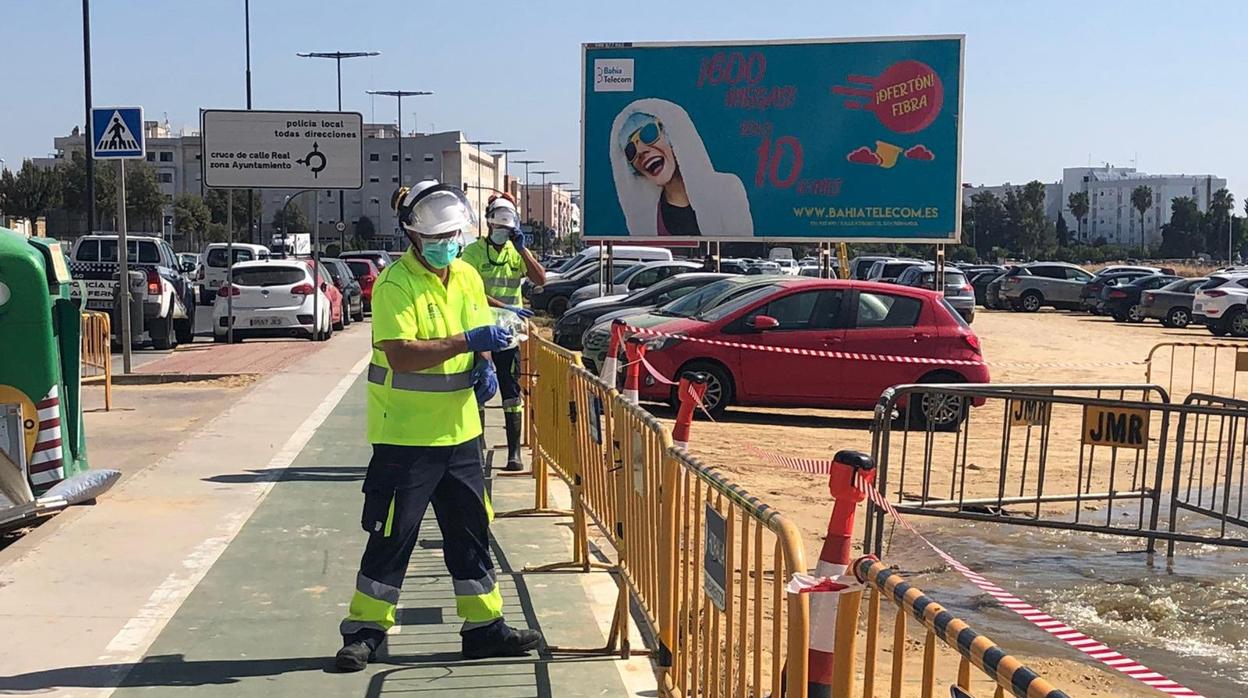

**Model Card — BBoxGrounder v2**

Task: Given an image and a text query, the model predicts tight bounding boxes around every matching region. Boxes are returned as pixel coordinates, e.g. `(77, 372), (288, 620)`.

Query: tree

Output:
(272, 204), (309, 234)
(1130, 185), (1153, 255)
(1160, 196), (1201, 257)
(1055, 215), (1070, 247)
(1002, 181), (1054, 259)
(967, 191), (1008, 256)
(355, 215), (376, 241)
(1207, 188), (1235, 259)
(1067, 191), (1089, 242)
(204, 189), (260, 235)
(121, 162), (165, 233)
(0, 161), (62, 233)
(173, 193), (210, 249)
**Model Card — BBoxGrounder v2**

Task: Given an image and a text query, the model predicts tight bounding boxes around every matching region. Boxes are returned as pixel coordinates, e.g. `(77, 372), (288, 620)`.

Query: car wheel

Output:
(1166, 307), (1191, 329)
(681, 361), (733, 419)
(1111, 312), (1127, 323)
(352, 305), (365, 322)
(908, 373), (967, 432)
(1127, 305), (1145, 323)
(341, 302), (351, 327)
(150, 313), (175, 350)
(547, 295), (570, 318)
(213, 332), (227, 344)
(175, 316), (195, 344)
(1228, 309), (1248, 338)
(333, 311), (345, 331)
(1020, 291), (1043, 313)
(1210, 321), (1230, 337)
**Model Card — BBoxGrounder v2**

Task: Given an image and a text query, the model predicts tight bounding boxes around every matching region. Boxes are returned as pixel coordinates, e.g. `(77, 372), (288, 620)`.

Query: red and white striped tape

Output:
(743, 446), (1204, 698)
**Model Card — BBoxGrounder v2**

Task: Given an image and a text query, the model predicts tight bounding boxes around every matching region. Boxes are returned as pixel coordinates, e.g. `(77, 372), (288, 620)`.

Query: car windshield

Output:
(613, 264), (645, 284)
(324, 263), (344, 282)
(657, 278), (751, 317)
(915, 270), (968, 289)
(345, 261), (372, 277)
(698, 284), (782, 322)
(95, 240), (161, 264)
(207, 248), (255, 267)
(232, 267), (306, 287)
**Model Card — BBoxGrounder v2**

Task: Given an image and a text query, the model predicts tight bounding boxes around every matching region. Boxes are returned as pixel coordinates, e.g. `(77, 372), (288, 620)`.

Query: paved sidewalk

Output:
(132, 325), (367, 376)
(0, 358), (655, 696)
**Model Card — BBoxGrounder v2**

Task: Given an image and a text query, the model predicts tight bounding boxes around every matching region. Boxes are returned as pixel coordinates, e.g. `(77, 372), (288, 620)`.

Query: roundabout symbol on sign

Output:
(297, 142), (327, 178)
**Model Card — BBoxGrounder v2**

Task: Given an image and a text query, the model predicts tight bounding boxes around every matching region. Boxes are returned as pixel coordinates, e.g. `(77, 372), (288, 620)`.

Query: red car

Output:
(636, 279), (990, 428)
(343, 258), (381, 313)
(304, 259), (345, 331)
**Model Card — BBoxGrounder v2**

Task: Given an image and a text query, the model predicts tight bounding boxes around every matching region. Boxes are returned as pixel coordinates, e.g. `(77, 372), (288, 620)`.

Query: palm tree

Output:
(1067, 191), (1089, 242)
(1131, 185), (1153, 255)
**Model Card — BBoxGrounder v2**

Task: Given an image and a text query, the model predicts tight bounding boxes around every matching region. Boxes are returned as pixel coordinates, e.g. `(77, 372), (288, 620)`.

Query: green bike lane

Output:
(101, 374), (654, 697)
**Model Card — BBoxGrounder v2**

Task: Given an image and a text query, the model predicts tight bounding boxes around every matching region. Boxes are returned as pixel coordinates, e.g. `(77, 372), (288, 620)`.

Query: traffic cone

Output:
(672, 372), (708, 450)
(622, 337), (646, 404)
(808, 450), (875, 697)
(599, 319), (626, 384)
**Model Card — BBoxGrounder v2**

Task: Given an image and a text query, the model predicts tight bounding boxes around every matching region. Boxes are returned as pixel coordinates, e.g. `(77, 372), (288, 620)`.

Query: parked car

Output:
(568, 260), (702, 307)
(999, 262), (1093, 312)
(1141, 277), (1209, 328)
(772, 258), (800, 276)
(849, 255), (895, 280)
(971, 268), (1008, 307)
(69, 234), (197, 349)
(1080, 269), (1161, 314)
(799, 265), (823, 278)
(895, 264), (976, 322)
(745, 260), (783, 275)
(629, 279), (989, 428)
(196, 242), (271, 305)
(342, 258), (381, 312)
(865, 258), (923, 284)
(580, 275), (783, 371)
(339, 250), (395, 275)
(1101, 274), (1182, 322)
(1194, 272), (1248, 337)
(719, 258), (751, 274)
(529, 260), (638, 317)
(177, 253), (199, 274)
(554, 272), (734, 350)
(545, 245), (672, 280)
(322, 257), (366, 323)
(212, 259), (341, 342)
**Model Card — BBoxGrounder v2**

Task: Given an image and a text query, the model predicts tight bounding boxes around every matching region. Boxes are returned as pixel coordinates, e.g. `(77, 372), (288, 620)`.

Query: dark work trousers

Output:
(340, 440), (502, 644)
(493, 347), (522, 413)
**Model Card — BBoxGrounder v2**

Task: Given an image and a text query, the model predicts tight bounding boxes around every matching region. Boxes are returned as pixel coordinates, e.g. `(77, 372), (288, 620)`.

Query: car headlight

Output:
(531, 285), (544, 295)
(642, 335), (682, 352)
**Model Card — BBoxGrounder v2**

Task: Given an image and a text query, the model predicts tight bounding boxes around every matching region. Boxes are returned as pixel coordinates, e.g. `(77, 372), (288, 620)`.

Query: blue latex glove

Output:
(511, 227), (526, 252)
(504, 304), (534, 319)
(472, 360), (497, 405)
(464, 325), (513, 353)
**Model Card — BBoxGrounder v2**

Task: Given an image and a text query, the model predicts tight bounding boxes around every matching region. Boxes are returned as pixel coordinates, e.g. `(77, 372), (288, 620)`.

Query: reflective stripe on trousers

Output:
(368, 363), (474, 392)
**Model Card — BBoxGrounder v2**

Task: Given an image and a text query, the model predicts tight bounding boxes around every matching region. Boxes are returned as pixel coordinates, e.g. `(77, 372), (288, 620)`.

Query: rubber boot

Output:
(504, 411), (524, 472)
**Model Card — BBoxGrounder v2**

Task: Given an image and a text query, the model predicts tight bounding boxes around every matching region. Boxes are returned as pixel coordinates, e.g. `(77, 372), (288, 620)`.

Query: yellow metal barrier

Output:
(843, 558), (1069, 698)
(504, 335), (580, 516)
(1145, 340), (1248, 401)
(80, 311), (112, 411)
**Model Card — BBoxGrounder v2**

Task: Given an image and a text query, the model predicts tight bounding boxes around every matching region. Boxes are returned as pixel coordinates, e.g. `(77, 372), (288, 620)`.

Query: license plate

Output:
(249, 317), (284, 327)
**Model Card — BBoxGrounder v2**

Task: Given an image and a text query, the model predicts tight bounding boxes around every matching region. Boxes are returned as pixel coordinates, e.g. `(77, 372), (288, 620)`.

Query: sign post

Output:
(201, 109), (362, 342)
(91, 106), (145, 373)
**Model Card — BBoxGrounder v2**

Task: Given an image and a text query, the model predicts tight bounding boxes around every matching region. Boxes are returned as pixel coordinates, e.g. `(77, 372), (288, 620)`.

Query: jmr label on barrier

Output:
(1008, 397), (1051, 427)
(703, 504), (728, 611)
(1081, 405), (1150, 450)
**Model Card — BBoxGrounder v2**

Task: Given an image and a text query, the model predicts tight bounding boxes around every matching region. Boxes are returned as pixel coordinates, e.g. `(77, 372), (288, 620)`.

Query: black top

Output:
(660, 193), (701, 236)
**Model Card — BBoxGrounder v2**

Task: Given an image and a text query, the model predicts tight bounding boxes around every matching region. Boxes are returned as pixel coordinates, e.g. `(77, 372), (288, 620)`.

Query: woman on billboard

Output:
(610, 98), (753, 237)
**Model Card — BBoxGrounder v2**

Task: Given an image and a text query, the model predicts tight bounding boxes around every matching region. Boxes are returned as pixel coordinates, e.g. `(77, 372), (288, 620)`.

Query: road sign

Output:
(91, 107), (145, 160)
(201, 110), (363, 190)
(334, 221), (347, 233)
(581, 36), (963, 242)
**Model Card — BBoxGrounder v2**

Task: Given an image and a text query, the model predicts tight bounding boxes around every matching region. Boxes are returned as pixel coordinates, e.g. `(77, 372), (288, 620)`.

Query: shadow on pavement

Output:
(202, 466), (366, 484)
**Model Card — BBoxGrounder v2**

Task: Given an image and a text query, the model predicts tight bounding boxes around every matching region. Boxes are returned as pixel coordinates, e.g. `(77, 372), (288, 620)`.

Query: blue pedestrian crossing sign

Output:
(91, 106), (145, 159)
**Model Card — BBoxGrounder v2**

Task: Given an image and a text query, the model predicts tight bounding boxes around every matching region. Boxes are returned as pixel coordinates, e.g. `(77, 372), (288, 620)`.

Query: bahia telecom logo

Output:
(593, 59), (634, 92)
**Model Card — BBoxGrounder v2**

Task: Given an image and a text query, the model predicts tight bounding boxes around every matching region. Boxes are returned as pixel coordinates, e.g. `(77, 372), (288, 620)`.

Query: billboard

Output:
(201, 110), (363, 190)
(581, 36), (964, 242)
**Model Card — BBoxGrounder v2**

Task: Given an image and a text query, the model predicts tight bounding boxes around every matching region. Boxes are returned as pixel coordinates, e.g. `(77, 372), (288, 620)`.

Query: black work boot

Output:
(503, 411), (524, 471)
(461, 619), (544, 659)
(334, 632), (382, 672)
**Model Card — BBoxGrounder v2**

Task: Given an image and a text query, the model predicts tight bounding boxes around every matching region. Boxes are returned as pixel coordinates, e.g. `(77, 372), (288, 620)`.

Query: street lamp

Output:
(298, 50), (380, 241)
(457, 140), (500, 235)
(366, 90), (433, 194)
(490, 148), (524, 198)
(534, 170), (558, 257)
(513, 159), (543, 228)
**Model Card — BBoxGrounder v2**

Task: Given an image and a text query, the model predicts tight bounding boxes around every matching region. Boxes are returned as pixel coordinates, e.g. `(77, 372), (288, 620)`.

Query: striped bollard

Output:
(808, 449), (875, 698)
(598, 319), (627, 383)
(622, 337), (645, 404)
(671, 372), (708, 450)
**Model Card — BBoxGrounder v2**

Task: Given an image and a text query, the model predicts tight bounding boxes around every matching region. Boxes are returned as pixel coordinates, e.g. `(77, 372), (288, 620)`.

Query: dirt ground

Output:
(666, 308), (1235, 696)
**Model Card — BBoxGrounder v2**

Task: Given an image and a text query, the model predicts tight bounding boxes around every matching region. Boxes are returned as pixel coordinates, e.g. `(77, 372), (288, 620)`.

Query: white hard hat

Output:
(485, 198), (519, 229)
(393, 180), (477, 237)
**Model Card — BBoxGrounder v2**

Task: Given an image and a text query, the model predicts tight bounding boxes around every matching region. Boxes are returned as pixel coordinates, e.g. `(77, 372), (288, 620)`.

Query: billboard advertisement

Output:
(581, 36), (963, 242)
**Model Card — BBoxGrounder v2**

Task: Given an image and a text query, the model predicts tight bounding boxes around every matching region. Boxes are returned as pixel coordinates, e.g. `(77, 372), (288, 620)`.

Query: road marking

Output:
(94, 353), (369, 689)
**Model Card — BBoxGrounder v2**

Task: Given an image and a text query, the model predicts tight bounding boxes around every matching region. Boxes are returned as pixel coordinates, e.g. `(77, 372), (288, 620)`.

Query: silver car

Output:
(895, 265), (975, 322)
(998, 262), (1093, 312)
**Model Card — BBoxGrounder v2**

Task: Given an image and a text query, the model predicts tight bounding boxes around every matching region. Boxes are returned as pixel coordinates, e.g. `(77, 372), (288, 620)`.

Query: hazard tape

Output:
(742, 445), (1205, 698)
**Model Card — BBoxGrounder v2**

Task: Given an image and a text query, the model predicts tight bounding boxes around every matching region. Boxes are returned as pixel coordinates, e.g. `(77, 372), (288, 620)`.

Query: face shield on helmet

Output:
(485, 199), (519, 231)
(394, 181), (478, 238)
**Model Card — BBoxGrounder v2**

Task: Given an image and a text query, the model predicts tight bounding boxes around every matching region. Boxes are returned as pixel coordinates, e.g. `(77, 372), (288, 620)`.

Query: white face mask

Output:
(489, 228), (511, 246)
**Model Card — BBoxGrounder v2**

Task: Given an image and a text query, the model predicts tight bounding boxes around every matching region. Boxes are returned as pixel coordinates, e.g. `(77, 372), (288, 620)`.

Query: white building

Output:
(1061, 166), (1226, 246)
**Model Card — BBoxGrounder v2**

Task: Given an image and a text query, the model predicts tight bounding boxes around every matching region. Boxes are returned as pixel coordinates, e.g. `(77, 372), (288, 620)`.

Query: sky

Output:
(4, 0), (1248, 201)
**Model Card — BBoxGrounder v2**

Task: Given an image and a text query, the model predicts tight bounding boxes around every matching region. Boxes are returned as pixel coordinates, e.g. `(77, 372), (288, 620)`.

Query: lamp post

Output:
(534, 170), (558, 257)
(244, 0), (255, 243)
(82, 0), (95, 232)
(298, 50), (379, 243)
(366, 90), (432, 192)
(490, 148), (524, 199)
(513, 159), (542, 228)
(458, 140), (500, 236)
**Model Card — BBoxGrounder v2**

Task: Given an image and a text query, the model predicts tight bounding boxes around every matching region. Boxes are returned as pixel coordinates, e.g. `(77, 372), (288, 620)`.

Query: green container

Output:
(0, 227), (88, 491)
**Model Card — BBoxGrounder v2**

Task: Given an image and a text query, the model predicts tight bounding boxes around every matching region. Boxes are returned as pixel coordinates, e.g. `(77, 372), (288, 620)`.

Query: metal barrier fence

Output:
(80, 311), (112, 411)
(1146, 341), (1248, 402)
(847, 557), (1069, 698)
(866, 382), (1248, 559)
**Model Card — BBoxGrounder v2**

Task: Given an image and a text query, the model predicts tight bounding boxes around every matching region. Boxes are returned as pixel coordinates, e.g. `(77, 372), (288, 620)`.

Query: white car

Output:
(212, 260), (336, 342)
(198, 242), (271, 305)
(772, 258), (800, 275)
(1193, 271), (1248, 337)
